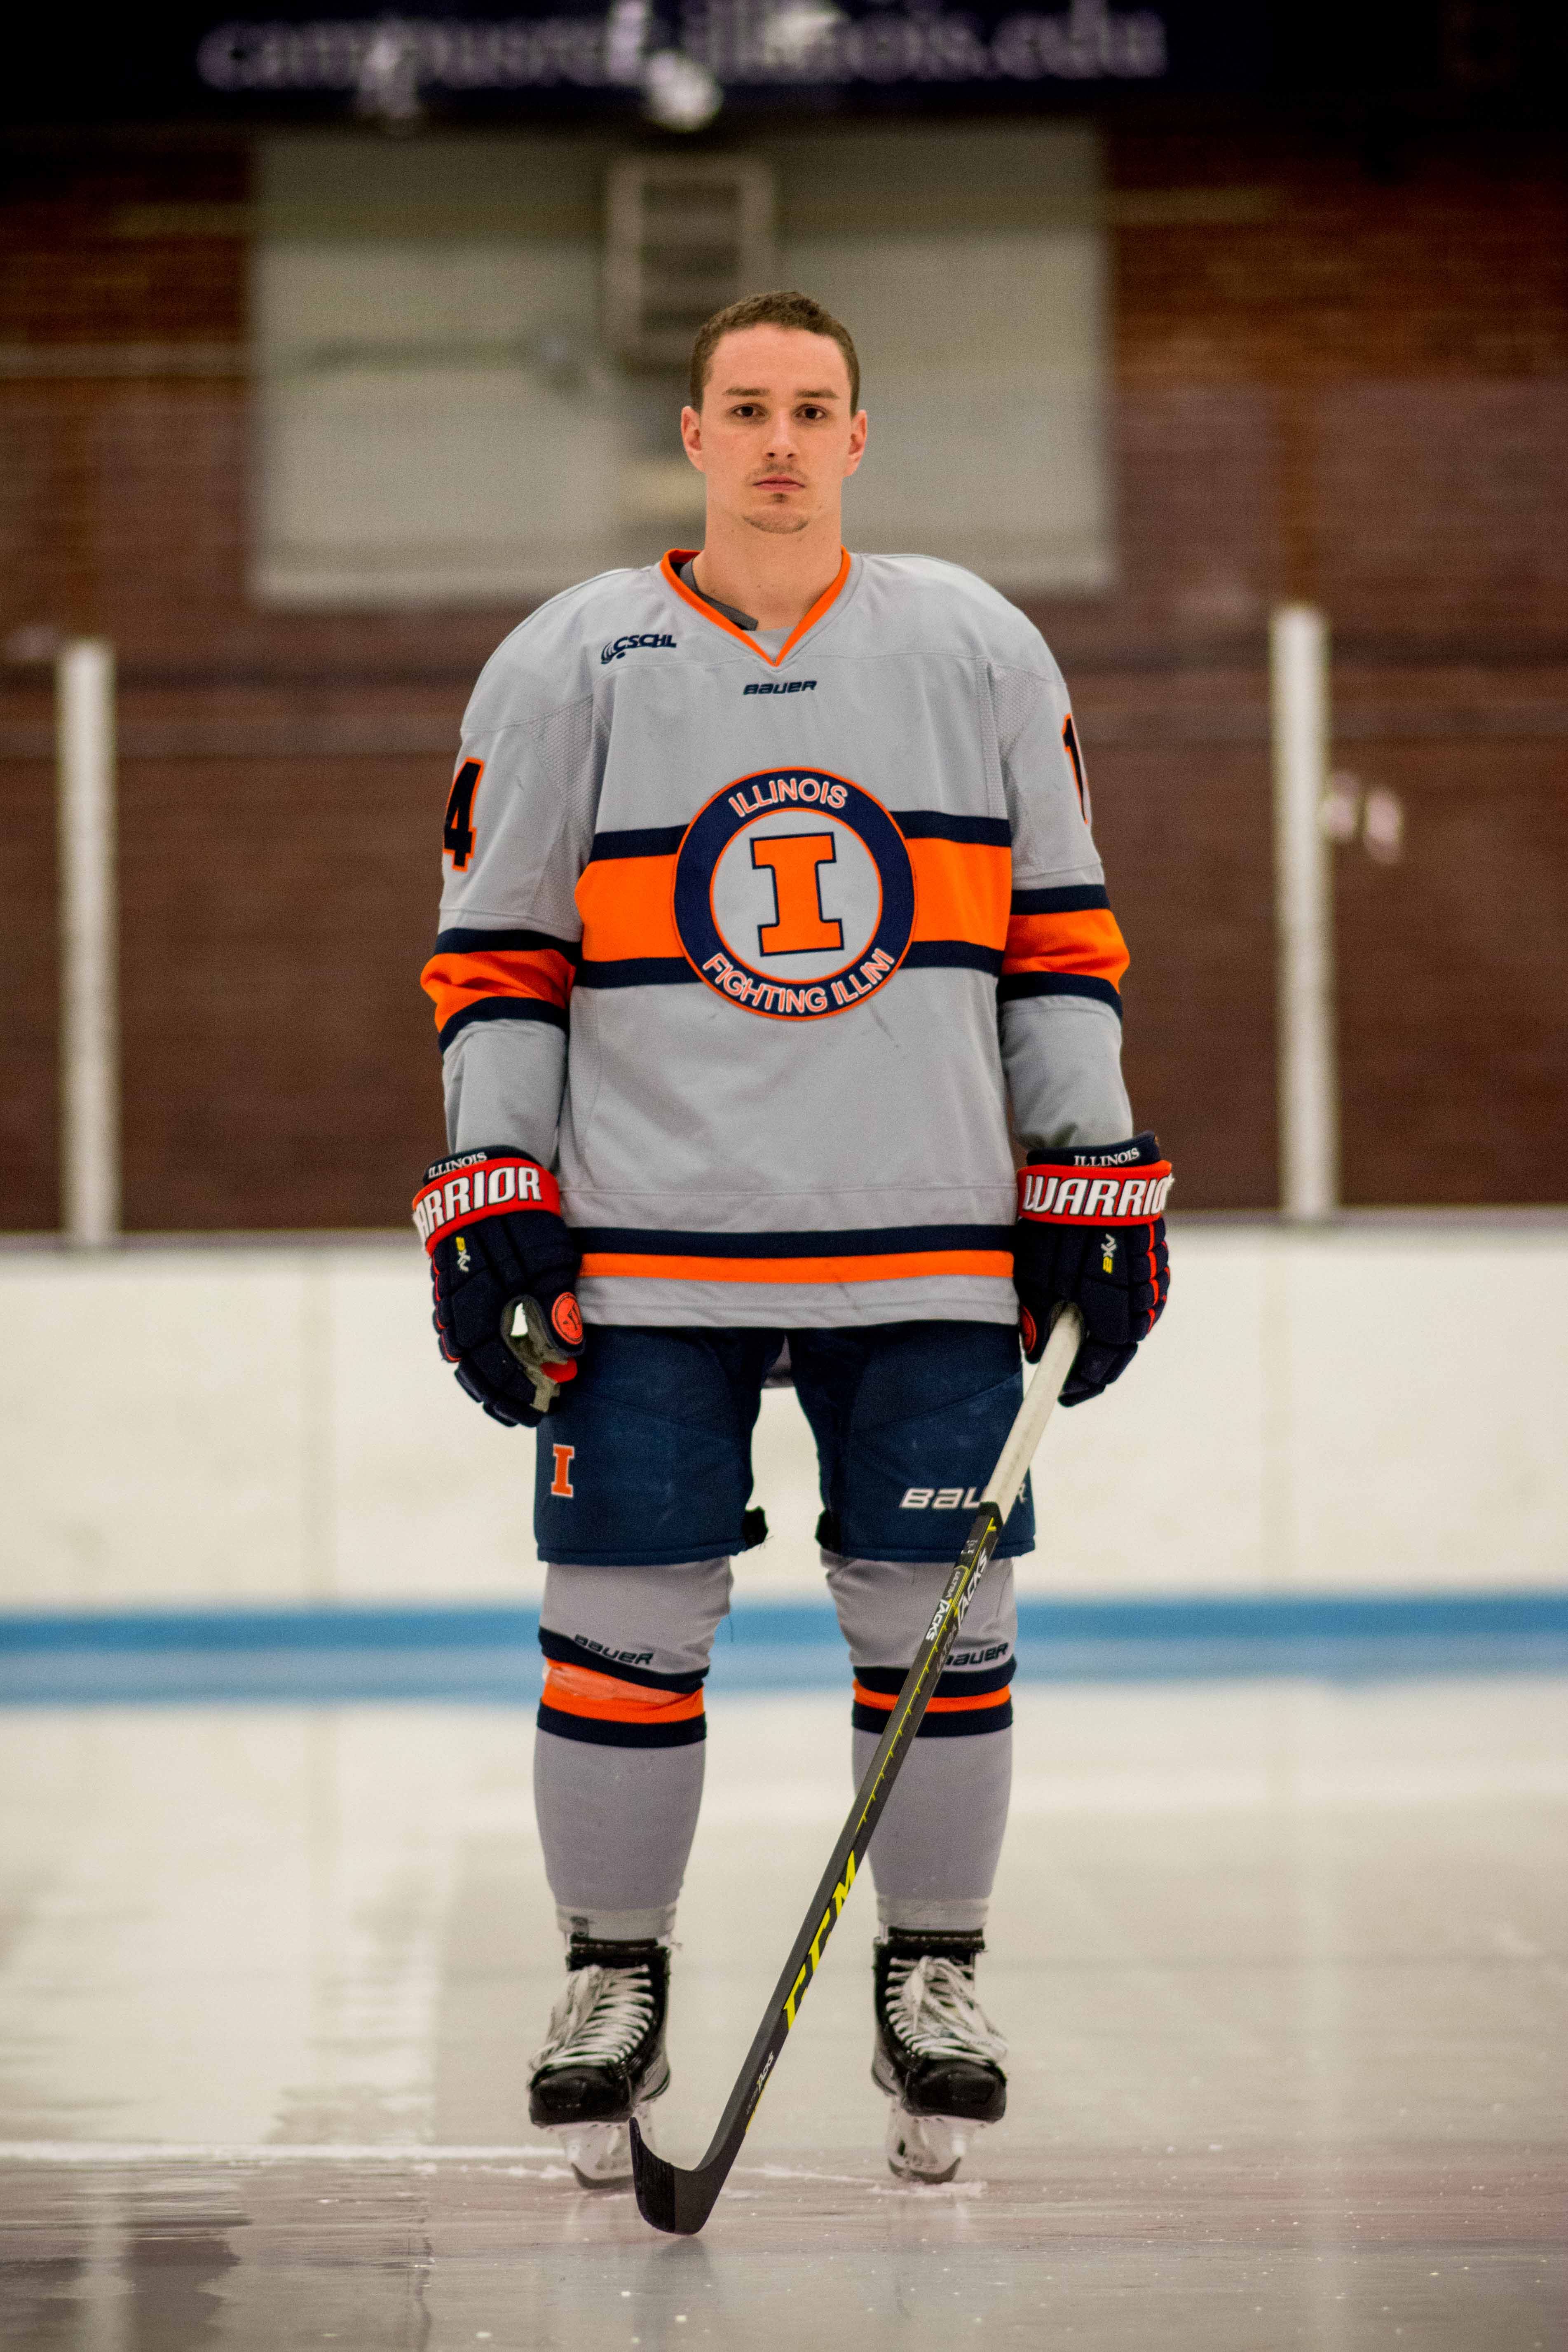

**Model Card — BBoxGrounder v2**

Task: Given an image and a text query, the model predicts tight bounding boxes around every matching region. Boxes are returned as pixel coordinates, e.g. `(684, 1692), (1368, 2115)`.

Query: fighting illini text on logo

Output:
(672, 769), (915, 1022)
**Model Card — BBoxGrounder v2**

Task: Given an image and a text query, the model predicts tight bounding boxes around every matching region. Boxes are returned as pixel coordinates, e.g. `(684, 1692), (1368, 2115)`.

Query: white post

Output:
(57, 639), (120, 1246)
(1270, 604), (1338, 1221)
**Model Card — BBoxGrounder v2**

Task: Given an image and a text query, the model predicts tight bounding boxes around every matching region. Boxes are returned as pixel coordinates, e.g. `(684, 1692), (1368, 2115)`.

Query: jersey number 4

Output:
(443, 758), (482, 869)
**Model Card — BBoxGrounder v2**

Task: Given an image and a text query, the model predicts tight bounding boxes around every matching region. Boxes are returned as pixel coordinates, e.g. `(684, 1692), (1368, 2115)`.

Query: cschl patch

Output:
(672, 768), (914, 1021)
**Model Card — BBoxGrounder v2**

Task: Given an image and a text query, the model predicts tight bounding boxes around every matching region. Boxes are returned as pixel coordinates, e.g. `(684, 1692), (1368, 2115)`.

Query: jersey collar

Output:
(661, 546), (852, 669)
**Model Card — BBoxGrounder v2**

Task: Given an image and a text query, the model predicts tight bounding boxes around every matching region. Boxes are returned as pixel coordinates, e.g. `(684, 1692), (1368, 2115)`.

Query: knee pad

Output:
(538, 1556), (732, 1752)
(824, 1553), (1015, 1742)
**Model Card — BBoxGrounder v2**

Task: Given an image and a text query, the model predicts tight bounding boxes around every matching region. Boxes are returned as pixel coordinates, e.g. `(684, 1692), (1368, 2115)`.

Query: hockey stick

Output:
(629, 1304), (1085, 2235)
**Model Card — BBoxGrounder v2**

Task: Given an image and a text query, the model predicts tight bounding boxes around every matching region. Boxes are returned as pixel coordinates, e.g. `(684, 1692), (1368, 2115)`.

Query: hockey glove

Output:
(412, 1148), (584, 1428)
(1013, 1133), (1172, 1406)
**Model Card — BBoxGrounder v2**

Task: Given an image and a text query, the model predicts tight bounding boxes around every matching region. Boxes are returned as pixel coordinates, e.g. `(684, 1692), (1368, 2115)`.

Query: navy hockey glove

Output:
(1012, 1133), (1172, 1406)
(413, 1148), (584, 1429)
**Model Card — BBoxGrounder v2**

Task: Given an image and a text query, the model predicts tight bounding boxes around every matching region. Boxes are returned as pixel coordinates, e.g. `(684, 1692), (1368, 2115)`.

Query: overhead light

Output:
(760, 1), (846, 70)
(355, 24), (424, 126)
(642, 49), (724, 131)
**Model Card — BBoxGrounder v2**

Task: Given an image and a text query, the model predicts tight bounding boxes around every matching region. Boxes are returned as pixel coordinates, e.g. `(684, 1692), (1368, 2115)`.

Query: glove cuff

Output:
(1018, 1134), (1172, 1226)
(413, 1147), (562, 1253)
(1024, 1131), (1161, 1170)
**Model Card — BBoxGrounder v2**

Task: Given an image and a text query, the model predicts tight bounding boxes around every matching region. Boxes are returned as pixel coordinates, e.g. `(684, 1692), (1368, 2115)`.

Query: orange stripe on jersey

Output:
(908, 838), (1011, 950)
(660, 547), (852, 668)
(420, 946), (574, 1030)
(1003, 906), (1129, 990)
(541, 1660), (705, 1727)
(575, 855), (682, 961)
(578, 1248), (1013, 1285)
(851, 1680), (1013, 1715)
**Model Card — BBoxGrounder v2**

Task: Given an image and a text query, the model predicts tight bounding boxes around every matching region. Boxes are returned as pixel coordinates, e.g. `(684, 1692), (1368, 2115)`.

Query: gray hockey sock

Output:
(533, 1555), (732, 1942)
(851, 1722), (1012, 1935)
(827, 1549), (1017, 1938)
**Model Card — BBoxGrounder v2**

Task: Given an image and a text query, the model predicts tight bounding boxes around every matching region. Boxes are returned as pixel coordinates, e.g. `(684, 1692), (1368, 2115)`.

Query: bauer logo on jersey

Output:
(672, 769), (915, 1022)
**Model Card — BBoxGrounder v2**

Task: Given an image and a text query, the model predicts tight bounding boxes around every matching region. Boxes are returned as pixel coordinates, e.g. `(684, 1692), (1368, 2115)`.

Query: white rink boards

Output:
(1, 1216), (1566, 1609)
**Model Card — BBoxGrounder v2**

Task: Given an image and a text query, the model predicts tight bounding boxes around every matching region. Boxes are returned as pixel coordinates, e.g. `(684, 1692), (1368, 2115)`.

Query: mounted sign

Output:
(194, 2), (1266, 116)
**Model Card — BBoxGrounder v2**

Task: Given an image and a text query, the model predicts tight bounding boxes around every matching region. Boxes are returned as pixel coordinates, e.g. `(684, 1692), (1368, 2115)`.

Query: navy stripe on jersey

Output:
(537, 1703), (706, 1750)
(577, 957), (700, 989)
(433, 924), (581, 962)
(1009, 885), (1111, 916)
(903, 942), (1004, 976)
(438, 995), (569, 1049)
(576, 945), (1002, 987)
(538, 1628), (706, 1696)
(998, 971), (1123, 1016)
(891, 811), (1011, 847)
(589, 825), (687, 861)
(574, 1221), (1013, 1259)
(588, 813), (1008, 858)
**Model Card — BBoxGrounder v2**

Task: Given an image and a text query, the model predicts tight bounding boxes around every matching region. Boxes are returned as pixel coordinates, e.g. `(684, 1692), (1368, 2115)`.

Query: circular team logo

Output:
(673, 770), (915, 1021)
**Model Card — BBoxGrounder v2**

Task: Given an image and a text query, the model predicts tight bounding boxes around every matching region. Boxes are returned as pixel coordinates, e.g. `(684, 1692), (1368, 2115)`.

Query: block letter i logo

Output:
(551, 1445), (575, 1499)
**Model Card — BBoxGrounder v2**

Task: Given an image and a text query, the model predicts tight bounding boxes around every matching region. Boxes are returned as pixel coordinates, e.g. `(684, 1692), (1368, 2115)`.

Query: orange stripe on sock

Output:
(541, 1661), (704, 1726)
(852, 1680), (1012, 1715)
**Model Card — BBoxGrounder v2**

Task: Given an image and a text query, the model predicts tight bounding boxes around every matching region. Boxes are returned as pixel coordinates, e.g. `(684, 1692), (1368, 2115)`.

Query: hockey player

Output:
(413, 290), (1170, 2186)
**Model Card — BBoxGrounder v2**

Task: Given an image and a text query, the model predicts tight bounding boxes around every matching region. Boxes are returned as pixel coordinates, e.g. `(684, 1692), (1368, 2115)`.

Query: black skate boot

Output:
(871, 1930), (1008, 2183)
(528, 1935), (671, 2186)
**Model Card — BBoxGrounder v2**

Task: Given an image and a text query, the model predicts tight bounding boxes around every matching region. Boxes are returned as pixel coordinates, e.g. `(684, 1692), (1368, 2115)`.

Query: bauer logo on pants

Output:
(673, 769), (915, 1021)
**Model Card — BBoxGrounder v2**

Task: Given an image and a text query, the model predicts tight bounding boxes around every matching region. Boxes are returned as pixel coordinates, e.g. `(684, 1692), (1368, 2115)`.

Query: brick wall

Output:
(2, 122), (1564, 1228)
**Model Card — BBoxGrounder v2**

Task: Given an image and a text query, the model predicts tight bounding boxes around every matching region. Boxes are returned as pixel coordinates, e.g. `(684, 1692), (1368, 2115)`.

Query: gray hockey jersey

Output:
(422, 548), (1133, 1329)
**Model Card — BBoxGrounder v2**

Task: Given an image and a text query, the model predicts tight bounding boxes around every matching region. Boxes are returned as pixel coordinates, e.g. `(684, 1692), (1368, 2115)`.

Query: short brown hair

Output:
(689, 290), (860, 413)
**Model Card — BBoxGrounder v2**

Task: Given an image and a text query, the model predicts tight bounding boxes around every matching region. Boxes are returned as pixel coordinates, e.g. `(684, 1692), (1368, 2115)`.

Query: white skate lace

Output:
(887, 1955), (1008, 2066)
(530, 1963), (655, 2074)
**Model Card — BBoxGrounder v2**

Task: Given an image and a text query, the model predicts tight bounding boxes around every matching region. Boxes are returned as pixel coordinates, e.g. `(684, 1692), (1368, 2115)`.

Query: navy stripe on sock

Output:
(852, 1697), (1013, 1739)
(537, 1703), (706, 1749)
(855, 1658), (1015, 1701)
(539, 1628), (706, 1696)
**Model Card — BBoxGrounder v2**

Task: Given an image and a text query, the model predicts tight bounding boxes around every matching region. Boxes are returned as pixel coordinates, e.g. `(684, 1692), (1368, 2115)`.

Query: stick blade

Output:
(628, 2118), (723, 2236)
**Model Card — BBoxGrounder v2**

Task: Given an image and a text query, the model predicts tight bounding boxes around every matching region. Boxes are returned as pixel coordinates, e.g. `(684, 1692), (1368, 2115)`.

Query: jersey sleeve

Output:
(419, 688), (600, 1166)
(991, 656), (1134, 1152)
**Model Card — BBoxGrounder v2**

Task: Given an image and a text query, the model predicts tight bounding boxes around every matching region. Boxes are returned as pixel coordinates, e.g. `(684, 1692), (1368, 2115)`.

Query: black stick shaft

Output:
(630, 1309), (1083, 2233)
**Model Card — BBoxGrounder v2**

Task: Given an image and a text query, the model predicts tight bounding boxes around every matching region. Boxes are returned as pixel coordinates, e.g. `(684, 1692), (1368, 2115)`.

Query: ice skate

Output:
(871, 1930), (1008, 2183)
(528, 1935), (671, 2186)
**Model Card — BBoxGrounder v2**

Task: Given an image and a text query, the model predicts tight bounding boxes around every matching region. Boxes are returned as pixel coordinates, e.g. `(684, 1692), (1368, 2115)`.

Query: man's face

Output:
(680, 325), (867, 538)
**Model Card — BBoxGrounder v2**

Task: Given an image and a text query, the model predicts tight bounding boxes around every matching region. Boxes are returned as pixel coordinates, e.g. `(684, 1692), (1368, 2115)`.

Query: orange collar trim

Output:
(660, 546), (852, 669)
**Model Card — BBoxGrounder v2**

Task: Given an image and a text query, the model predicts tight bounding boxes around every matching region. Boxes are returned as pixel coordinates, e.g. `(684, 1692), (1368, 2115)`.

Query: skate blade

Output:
(884, 2105), (980, 2186)
(555, 2104), (658, 2189)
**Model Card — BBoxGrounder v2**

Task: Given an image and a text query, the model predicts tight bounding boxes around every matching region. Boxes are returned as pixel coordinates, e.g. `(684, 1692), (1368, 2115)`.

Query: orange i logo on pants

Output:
(672, 770), (916, 1021)
(551, 1445), (575, 1498)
